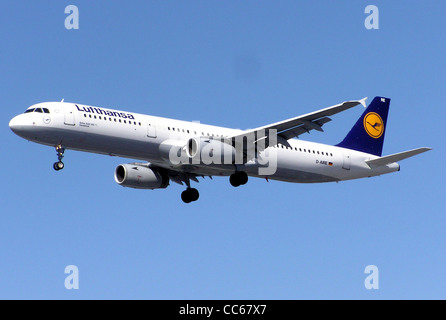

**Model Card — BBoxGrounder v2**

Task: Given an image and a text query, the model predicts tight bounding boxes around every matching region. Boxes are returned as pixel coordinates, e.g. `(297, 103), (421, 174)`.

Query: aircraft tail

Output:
(336, 96), (390, 156)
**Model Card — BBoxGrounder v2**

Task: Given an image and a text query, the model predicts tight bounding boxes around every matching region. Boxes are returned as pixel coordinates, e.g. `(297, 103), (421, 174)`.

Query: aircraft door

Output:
(63, 103), (76, 126)
(341, 151), (351, 170)
(146, 120), (157, 138)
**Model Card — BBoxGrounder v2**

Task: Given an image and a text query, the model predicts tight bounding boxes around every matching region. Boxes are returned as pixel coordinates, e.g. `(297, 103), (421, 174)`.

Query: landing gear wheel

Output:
(238, 171), (248, 185)
(189, 188), (199, 201)
(230, 174), (241, 187)
(181, 190), (192, 203)
(54, 145), (65, 171)
(181, 188), (199, 203)
(230, 171), (248, 187)
(53, 161), (64, 171)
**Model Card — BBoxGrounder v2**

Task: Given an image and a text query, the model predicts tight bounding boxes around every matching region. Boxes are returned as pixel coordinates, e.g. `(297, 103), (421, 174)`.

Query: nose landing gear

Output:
(53, 145), (65, 171)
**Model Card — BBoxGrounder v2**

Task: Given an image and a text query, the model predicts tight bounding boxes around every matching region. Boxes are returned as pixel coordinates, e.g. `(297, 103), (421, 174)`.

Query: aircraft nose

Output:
(9, 114), (31, 137)
(9, 115), (21, 133)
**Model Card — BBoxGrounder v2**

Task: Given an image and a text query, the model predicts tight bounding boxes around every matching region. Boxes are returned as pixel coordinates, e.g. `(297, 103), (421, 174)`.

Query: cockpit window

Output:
(24, 107), (50, 114)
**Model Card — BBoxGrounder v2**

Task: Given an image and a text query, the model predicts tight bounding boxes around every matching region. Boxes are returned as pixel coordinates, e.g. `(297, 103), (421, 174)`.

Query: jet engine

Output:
(114, 164), (169, 189)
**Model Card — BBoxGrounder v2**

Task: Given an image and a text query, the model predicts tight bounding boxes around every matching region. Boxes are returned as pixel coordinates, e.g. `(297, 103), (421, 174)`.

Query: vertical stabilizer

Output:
(336, 96), (390, 156)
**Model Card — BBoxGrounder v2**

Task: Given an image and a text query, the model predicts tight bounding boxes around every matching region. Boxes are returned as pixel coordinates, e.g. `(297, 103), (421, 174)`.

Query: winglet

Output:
(359, 97), (368, 108)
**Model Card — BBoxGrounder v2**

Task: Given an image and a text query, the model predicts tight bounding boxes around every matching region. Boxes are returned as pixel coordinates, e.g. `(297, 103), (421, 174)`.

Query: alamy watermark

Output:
(165, 129), (278, 176)
(364, 5), (379, 30)
(64, 265), (79, 290)
(65, 5), (79, 30)
(364, 265), (379, 290)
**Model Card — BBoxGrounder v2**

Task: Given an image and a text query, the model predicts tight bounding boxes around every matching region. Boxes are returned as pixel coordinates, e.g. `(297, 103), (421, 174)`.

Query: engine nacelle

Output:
(114, 164), (169, 189)
(186, 137), (235, 165)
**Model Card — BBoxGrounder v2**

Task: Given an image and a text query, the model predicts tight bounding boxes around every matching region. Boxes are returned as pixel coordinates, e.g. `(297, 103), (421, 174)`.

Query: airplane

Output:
(9, 96), (431, 203)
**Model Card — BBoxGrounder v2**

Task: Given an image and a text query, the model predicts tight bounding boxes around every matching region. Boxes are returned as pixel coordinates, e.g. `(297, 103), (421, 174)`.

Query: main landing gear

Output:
(181, 175), (199, 203)
(229, 171), (248, 187)
(181, 187), (199, 203)
(53, 145), (65, 171)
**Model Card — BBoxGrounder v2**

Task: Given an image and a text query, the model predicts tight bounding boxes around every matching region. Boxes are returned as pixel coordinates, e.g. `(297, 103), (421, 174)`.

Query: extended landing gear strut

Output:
(181, 175), (199, 203)
(229, 171), (248, 187)
(53, 145), (65, 171)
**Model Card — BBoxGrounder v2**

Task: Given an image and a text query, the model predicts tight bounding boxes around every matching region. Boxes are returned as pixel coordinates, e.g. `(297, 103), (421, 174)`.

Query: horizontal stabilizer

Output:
(365, 147), (431, 168)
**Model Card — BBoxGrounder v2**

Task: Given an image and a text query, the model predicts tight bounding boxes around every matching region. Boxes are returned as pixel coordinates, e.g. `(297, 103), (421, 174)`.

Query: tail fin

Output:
(336, 96), (390, 156)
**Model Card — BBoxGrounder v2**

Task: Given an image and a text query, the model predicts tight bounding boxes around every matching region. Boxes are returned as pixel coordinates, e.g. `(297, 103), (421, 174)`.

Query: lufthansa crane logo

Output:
(364, 112), (384, 139)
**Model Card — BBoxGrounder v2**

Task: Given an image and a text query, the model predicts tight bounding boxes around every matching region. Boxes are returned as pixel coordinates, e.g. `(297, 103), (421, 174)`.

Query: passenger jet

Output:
(9, 96), (430, 203)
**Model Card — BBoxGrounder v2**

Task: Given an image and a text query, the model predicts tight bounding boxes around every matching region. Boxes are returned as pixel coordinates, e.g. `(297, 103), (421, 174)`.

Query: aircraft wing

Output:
(227, 97), (367, 157)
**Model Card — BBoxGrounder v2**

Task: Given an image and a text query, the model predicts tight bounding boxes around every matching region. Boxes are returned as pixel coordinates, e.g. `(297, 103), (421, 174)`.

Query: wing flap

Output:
(279, 117), (332, 140)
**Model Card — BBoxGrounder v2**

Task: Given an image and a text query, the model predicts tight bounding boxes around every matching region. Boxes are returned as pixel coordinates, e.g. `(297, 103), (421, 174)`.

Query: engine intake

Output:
(114, 164), (169, 189)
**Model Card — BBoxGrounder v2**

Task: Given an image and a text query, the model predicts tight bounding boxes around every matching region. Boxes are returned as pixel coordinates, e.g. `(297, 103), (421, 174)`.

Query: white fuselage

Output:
(9, 102), (400, 183)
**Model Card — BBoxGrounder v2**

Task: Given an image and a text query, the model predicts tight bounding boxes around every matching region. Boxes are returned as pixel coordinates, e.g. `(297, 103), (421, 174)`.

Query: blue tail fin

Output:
(336, 96), (390, 156)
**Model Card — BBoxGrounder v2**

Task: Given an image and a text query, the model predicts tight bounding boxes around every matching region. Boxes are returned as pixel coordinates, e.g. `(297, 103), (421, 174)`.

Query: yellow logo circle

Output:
(363, 112), (384, 139)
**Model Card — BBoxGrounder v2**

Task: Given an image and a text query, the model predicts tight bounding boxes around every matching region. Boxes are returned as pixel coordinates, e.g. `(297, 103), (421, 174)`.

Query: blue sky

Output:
(1, 1), (444, 299)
